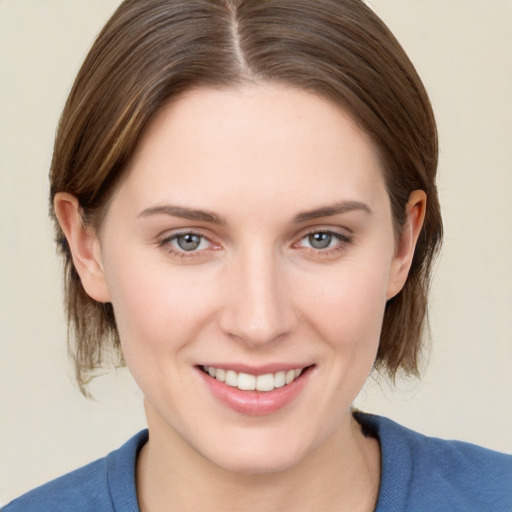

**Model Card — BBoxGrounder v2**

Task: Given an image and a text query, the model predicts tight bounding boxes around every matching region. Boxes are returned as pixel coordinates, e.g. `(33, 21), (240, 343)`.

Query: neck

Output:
(136, 410), (380, 512)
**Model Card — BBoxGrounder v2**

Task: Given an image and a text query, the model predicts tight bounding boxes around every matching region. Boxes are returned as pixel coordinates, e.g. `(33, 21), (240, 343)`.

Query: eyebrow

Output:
(293, 200), (373, 223)
(137, 205), (227, 225)
(137, 200), (372, 225)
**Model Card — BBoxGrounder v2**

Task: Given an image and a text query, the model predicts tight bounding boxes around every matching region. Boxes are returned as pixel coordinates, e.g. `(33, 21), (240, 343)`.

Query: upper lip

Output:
(198, 363), (314, 376)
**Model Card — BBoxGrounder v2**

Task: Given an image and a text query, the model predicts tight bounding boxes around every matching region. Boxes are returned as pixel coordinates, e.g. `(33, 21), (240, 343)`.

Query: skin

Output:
(55, 84), (426, 511)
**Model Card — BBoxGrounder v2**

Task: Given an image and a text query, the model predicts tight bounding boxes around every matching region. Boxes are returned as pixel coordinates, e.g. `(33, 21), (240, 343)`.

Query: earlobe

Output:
(54, 193), (111, 303)
(386, 190), (427, 300)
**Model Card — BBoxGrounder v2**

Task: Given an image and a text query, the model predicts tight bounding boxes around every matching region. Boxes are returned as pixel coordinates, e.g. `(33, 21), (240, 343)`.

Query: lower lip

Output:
(197, 367), (312, 416)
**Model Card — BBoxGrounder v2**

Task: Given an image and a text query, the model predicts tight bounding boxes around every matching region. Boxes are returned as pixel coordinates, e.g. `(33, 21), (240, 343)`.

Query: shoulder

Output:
(355, 412), (512, 512)
(2, 458), (109, 512)
(2, 430), (148, 512)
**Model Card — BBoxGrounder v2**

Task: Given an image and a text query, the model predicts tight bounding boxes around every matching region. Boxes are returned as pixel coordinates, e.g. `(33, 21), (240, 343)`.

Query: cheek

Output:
(102, 248), (218, 360)
(297, 258), (391, 352)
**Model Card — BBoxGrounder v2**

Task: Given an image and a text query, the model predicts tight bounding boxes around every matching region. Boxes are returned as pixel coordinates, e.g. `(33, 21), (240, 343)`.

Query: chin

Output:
(210, 450), (304, 475)
(198, 430), (315, 475)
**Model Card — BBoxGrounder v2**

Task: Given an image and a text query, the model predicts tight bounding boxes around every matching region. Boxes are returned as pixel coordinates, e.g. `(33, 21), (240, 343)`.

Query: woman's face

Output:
(92, 84), (415, 473)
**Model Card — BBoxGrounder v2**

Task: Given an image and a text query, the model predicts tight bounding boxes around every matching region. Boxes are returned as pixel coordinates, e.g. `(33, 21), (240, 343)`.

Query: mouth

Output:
(197, 363), (314, 415)
(200, 365), (308, 392)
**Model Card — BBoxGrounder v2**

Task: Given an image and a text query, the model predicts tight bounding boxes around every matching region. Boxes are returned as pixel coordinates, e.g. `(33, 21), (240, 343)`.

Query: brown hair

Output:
(50, 0), (442, 394)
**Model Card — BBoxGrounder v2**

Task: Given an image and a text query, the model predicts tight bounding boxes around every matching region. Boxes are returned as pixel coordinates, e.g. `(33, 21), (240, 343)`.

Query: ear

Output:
(54, 193), (111, 303)
(386, 190), (427, 300)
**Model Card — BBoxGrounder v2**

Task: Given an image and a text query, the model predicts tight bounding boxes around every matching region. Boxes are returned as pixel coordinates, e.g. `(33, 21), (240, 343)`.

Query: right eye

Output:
(173, 233), (208, 251)
(159, 232), (213, 256)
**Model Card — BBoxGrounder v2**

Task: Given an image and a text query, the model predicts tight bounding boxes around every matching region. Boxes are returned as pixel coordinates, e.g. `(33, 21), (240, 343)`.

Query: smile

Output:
(198, 364), (314, 415)
(202, 365), (304, 392)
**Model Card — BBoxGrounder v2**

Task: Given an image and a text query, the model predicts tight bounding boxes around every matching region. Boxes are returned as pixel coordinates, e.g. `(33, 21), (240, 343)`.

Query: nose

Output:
(219, 247), (296, 347)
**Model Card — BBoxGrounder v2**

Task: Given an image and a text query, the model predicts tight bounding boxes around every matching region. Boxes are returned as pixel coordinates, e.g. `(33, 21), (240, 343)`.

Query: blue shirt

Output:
(4, 414), (512, 511)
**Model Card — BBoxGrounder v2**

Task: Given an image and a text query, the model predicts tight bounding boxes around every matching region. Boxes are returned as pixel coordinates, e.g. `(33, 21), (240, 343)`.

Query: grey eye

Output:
(308, 232), (333, 249)
(176, 233), (203, 251)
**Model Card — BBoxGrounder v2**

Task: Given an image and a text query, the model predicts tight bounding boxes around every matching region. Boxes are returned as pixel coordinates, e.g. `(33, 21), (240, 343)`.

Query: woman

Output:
(3, 0), (511, 510)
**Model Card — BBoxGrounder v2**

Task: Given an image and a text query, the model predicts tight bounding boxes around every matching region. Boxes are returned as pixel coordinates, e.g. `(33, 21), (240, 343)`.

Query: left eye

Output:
(169, 233), (210, 252)
(299, 231), (345, 250)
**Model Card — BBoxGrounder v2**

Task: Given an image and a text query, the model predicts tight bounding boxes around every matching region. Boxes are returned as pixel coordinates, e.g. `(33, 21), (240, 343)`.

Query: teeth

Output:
(238, 372), (256, 391)
(225, 370), (238, 387)
(203, 366), (306, 392)
(274, 371), (286, 388)
(256, 373), (274, 392)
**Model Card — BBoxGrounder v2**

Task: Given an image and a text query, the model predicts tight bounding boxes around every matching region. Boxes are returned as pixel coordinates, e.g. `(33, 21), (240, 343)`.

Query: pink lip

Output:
(197, 365), (313, 416)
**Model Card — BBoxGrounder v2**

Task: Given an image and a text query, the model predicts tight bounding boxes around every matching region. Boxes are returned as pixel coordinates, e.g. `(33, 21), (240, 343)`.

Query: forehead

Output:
(116, 83), (387, 216)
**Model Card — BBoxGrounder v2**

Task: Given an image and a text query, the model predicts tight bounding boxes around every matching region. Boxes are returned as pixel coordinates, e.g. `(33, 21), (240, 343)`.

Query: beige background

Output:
(1, 0), (511, 504)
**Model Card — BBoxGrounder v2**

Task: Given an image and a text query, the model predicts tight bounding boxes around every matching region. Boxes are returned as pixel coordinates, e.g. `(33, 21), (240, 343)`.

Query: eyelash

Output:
(157, 229), (353, 259)
(295, 230), (353, 256)
(158, 230), (215, 258)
